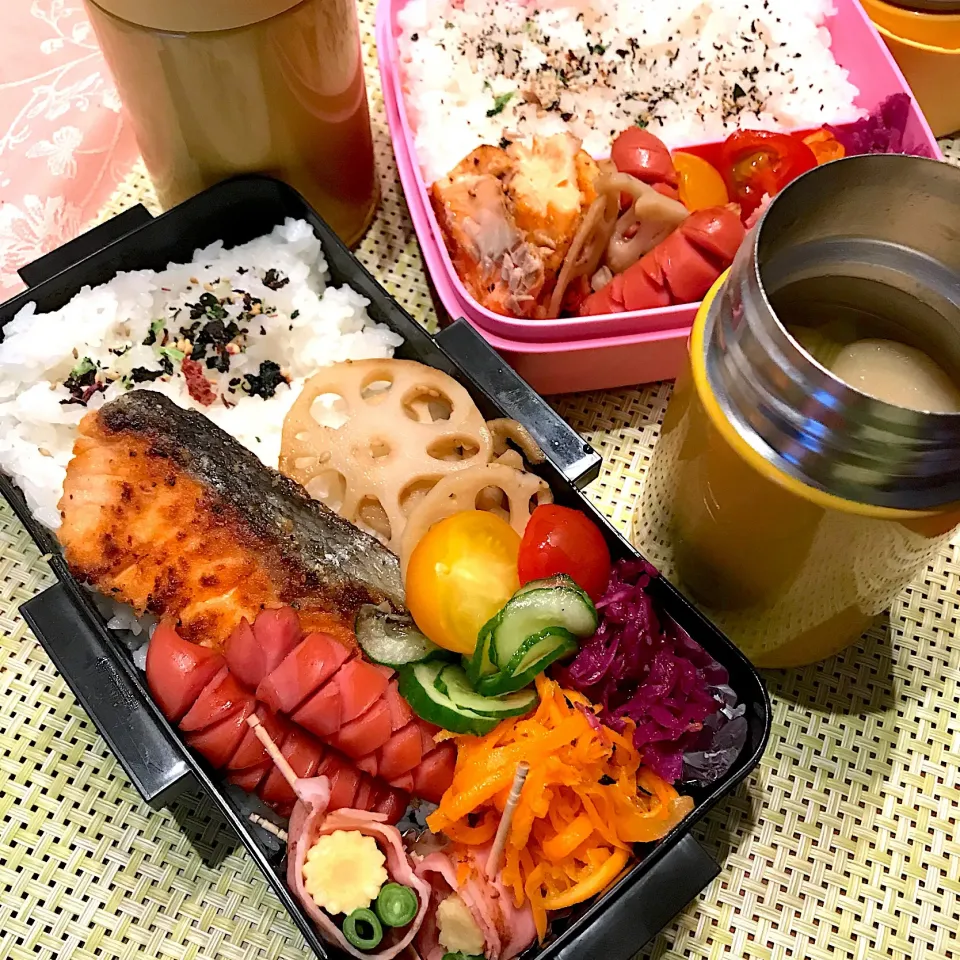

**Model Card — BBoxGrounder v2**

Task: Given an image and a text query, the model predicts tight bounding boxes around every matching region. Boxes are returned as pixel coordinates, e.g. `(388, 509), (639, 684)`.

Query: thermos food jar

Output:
(636, 155), (960, 667)
(85, 0), (379, 246)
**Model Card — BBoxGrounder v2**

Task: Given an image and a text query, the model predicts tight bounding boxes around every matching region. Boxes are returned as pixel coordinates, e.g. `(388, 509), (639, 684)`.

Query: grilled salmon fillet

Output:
(57, 392), (404, 650)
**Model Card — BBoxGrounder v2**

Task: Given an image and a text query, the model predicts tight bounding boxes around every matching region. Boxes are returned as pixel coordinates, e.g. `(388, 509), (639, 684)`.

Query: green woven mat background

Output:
(3, 4), (960, 958)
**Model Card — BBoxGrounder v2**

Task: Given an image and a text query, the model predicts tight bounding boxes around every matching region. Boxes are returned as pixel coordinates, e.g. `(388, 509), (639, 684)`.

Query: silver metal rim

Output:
(701, 155), (960, 511)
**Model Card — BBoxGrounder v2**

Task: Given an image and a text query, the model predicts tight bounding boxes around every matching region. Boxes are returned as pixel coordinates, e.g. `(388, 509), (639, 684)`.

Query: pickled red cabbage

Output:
(554, 559), (746, 784)
(828, 94), (934, 159)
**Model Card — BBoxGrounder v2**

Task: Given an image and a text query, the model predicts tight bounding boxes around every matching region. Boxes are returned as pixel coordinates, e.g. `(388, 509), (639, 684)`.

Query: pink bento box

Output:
(376, 0), (942, 394)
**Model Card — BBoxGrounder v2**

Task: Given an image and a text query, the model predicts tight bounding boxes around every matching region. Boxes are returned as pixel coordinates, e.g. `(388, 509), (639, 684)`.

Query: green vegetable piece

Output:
(375, 882), (419, 928)
(470, 576), (594, 694)
(475, 629), (579, 697)
(436, 663), (537, 718)
(69, 357), (96, 378)
(399, 662), (537, 735)
(343, 908), (384, 951)
(400, 661), (500, 736)
(158, 344), (185, 364)
(143, 318), (165, 346)
(443, 954), (486, 960)
(486, 92), (514, 118)
(356, 605), (455, 668)
(467, 623), (498, 688)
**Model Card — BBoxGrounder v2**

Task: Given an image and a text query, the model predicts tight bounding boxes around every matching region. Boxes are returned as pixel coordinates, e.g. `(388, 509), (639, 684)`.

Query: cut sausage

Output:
(147, 613), (420, 823)
(412, 744), (457, 804)
(353, 778), (375, 812)
(384, 683), (414, 732)
(179, 667), (254, 733)
(337, 659), (392, 725)
(331, 698), (393, 759)
(581, 206), (745, 316)
(355, 753), (380, 778)
(291, 682), (342, 737)
(227, 762), (271, 793)
(372, 785), (410, 825)
(388, 772), (415, 794)
(258, 727), (325, 810)
(323, 759), (361, 811)
(186, 700), (255, 769)
(227, 705), (290, 771)
(257, 632), (353, 715)
(146, 620), (225, 723)
(378, 724), (425, 783)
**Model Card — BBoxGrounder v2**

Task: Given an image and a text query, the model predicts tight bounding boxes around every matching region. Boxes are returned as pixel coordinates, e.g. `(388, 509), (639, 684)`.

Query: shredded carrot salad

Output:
(427, 675), (694, 940)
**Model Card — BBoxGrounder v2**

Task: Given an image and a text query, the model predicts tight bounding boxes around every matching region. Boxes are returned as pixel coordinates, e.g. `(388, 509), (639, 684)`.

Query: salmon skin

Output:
(57, 391), (404, 650)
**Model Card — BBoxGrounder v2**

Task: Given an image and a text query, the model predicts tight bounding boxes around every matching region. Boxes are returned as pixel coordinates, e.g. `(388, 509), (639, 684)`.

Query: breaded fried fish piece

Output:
(430, 135), (600, 319)
(430, 145), (546, 318)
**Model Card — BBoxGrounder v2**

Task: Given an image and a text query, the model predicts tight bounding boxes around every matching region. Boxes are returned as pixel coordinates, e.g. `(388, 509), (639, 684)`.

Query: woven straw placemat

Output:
(3, 4), (960, 958)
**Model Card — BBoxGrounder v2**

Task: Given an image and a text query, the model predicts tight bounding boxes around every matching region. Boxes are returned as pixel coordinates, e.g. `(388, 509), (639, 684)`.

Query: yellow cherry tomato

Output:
(673, 152), (729, 211)
(405, 511), (521, 656)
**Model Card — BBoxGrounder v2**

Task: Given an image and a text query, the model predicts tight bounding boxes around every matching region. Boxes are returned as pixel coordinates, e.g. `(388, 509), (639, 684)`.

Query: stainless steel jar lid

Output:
(702, 154), (960, 511)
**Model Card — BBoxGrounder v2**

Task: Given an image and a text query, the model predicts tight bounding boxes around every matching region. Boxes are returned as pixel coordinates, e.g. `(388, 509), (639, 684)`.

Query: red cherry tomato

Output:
(611, 127), (678, 189)
(518, 505), (612, 601)
(717, 129), (817, 220)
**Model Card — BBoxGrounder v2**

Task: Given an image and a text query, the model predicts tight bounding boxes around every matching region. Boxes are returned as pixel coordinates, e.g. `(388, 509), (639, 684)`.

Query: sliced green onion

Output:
(343, 908), (383, 951)
(375, 882), (418, 928)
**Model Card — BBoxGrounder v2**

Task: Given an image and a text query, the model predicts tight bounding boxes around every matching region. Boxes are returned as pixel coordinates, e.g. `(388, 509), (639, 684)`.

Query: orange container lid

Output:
(883, 0), (960, 9)
(861, 0), (960, 48)
(86, 0), (305, 32)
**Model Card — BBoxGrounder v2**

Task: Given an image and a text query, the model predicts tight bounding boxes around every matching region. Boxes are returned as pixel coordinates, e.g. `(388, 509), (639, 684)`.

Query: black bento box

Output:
(1, 176), (771, 960)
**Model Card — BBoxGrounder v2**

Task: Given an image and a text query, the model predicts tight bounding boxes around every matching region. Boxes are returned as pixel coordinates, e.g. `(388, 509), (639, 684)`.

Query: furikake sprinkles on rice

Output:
(54, 271), (321, 406)
(0, 218), (402, 529)
(398, 0), (863, 184)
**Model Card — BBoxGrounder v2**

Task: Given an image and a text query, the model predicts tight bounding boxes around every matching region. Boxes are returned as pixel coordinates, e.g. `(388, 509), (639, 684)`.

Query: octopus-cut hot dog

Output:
(146, 620), (408, 821)
(226, 607), (457, 804)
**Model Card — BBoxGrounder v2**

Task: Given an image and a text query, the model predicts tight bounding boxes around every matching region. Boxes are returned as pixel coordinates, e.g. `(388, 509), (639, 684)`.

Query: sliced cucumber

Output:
(475, 629), (579, 696)
(467, 620), (499, 688)
(489, 577), (596, 665)
(513, 573), (581, 597)
(470, 577), (596, 695)
(507, 627), (579, 676)
(399, 662), (500, 735)
(356, 605), (455, 667)
(436, 663), (538, 718)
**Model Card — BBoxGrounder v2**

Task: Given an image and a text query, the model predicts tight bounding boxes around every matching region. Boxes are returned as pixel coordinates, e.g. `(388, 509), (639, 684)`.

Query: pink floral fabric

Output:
(0, 1), (139, 296)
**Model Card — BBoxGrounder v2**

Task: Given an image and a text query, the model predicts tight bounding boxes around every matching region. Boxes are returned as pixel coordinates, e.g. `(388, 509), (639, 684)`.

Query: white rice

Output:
(0, 218), (402, 530)
(398, 0), (864, 184)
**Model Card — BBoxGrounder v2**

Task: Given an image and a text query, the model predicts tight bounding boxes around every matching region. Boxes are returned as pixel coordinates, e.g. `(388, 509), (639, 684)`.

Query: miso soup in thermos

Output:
(85, 0), (379, 246)
(636, 155), (960, 668)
